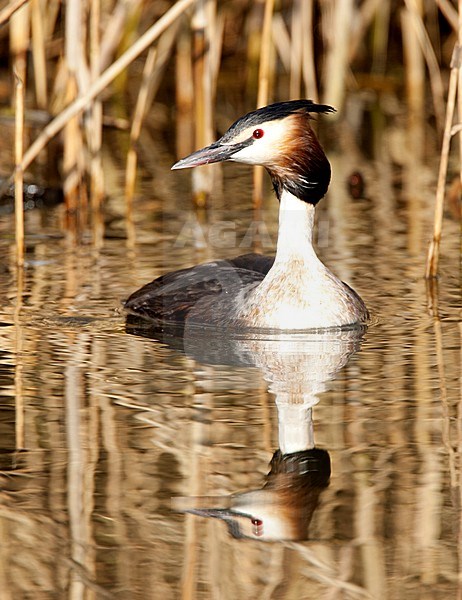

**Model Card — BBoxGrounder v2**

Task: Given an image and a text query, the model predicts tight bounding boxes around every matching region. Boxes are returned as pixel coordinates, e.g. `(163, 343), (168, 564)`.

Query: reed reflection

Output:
(127, 319), (363, 542)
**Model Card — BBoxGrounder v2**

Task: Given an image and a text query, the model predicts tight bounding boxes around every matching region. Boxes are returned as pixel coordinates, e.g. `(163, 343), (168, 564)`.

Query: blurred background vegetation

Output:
(0, 0), (460, 262)
(0, 7), (460, 595)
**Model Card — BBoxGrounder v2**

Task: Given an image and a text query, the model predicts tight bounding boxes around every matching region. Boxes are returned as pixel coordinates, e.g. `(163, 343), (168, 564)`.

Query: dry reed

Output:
(0, 0), (458, 277)
(125, 46), (158, 203)
(13, 67), (25, 452)
(11, 1), (28, 267)
(14, 70), (24, 266)
(404, 0), (445, 134)
(426, 45), (460, 278)
(0, 0), (28, 27)
(301, 0), (318, 101)
(190, 0), (221, 207)
(175, 26), (195, 159)
(30, 0), (47, 110)
(18, 0), (196, 173)
(323, 0), (354, 111)
(88, 0), (104, 246)
(458, 0), (462, 232)
(253, 0), (275, 209)
(425, 0), (462, 278)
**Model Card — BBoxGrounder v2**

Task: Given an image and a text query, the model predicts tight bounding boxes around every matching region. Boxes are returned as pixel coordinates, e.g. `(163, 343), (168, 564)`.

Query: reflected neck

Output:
(276, 404), (315, 455)
(275, 189), (317, 263)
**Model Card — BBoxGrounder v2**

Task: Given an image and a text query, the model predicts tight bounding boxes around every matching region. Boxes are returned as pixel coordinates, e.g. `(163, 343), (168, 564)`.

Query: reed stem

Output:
(11, 0), (28, 266)
(0, 0), (29, 27)
(436, 0), (458, 32)
(191, 0), (215, 207)
(31, 0), (47, 109)
(290, 0), (302, 100)
(125, 22), (181, 206)
(458, 0), (462, 192)
(253, 0), (275, 209)
(63, 0), (84, 218)
(125, 46), (158, 203)
(14, 71), (25, 267)
(89, 0), (104, 245)
(301, 0), (318, 101)
(403, 0), (445, 134)
(401, 6), (425, 162)
(425, 45), (460, 278)
(175, 26), (194, 159)
(323, 0), (354, 111)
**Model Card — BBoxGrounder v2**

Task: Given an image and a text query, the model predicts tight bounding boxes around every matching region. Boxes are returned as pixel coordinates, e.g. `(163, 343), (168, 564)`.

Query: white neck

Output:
(274, 189), (317, 263)
(276, 403), (315, 455)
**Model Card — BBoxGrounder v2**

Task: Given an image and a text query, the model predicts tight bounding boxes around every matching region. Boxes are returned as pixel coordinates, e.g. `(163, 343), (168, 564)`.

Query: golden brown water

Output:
(0, 121), (460, 599)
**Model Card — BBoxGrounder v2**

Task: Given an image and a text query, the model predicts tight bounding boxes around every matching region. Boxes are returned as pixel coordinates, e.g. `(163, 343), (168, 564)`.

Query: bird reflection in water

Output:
(126, 317), (364, 541)
(172, 447), (330, 541)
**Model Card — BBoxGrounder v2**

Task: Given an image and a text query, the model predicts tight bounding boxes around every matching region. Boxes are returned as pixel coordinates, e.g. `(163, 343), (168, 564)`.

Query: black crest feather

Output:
(222, 100), (335, 142)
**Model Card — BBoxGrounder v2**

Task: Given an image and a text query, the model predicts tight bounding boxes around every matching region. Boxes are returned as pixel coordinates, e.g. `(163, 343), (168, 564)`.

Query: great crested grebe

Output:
(125, 100), (368, 330)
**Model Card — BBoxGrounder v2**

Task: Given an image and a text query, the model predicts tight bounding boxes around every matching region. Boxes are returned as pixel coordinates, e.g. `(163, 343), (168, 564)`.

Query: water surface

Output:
(0, 124), (460, 599)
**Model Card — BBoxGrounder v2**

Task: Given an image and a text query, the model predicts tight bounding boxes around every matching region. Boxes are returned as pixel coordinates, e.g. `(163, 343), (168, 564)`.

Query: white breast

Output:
(236, 261), (362, 329)
(232, 191), (366, 330)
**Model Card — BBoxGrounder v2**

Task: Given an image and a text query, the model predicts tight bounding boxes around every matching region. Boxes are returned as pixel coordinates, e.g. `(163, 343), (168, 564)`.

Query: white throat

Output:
(274, 189), (317, 263)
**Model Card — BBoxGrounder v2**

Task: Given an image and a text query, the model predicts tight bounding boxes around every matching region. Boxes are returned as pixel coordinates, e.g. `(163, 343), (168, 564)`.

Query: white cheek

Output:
(230, 144), (273, 164)
(229, 119), (288, 165)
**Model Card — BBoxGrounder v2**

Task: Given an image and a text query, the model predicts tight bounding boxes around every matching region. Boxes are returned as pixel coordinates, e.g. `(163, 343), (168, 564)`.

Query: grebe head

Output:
(172, 100), (335, 205)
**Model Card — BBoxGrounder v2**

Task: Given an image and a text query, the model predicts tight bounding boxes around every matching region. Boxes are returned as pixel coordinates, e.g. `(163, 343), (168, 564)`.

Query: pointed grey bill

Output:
(182, 508), (237, 519)
(171, 139), (252, 170)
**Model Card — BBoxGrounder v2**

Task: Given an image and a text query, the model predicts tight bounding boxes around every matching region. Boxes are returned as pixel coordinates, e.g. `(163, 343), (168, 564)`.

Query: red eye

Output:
(252, 129), (264, 139)
(251, 518), (264, 536)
